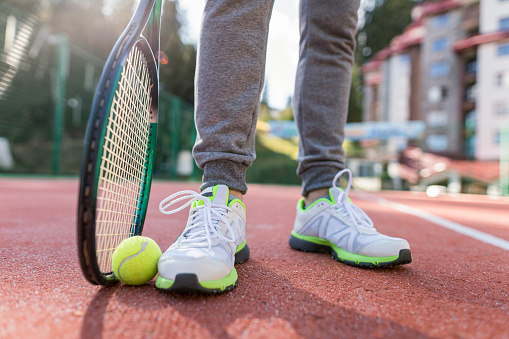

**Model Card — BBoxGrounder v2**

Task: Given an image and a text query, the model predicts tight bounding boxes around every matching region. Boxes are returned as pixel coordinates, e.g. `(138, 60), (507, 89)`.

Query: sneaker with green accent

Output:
(289, 169), (412, 268)
(156, 185), (249, 293)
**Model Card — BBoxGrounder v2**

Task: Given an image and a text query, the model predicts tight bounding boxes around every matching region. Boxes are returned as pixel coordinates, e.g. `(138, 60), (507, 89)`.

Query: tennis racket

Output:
(77, 0), (163, 286)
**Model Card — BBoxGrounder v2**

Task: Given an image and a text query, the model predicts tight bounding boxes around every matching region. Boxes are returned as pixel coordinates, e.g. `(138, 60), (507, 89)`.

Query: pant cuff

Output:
(300, 165), (343, 197)
(201, 160), (249, 194)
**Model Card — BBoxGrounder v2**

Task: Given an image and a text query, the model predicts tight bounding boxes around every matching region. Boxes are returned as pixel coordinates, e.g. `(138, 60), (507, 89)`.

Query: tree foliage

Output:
(356, 0), (417, 64)
(348, 0), (418, 122)
(24, 0), (196, 104)
(159, 1), (196, 104)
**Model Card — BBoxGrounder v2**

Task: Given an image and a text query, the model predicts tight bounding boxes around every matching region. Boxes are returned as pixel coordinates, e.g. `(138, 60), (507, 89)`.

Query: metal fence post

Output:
(190, 108), (200, 180)
(170, 96), (180, 177)
(52, 34), (68, 174)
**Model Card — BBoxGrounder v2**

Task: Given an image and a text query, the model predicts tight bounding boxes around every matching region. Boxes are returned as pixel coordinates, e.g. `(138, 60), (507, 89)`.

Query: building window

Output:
(399, 53), (410, 64)
(430, 61), (450, 77)
(466, 60), (477, 74)
(501, 17), (509, 31)
(427, 134), (448, 151)
(494, 131), (501, 145)
(464, 110), (476, 159)
(465, 84), (476, 102)
(464, 135), (476, 158)
(432, 38), (448, 51)
(495, 102), (509, 115)
(496, 71), (509, 87)
(498, 42), (509, 56)
(427, 86), (448, 103)
(433, 14), (450, 28)
(465, 110), (476, 131)
(427, 110), (447, 127)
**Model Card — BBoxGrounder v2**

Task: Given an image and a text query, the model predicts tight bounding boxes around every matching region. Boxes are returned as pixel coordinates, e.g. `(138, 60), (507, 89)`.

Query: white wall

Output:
(386, 53), (411, 153)
(387, 53), (411, 123)
(476, 42), (509, 160)
(476, 0), (509, 160)
(480, 0), (509, 33)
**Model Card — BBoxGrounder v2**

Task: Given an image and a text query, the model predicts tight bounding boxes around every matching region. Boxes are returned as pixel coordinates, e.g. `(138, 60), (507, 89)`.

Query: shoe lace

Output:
(159, 190), (237, 250)
(333, 169), (376, 232)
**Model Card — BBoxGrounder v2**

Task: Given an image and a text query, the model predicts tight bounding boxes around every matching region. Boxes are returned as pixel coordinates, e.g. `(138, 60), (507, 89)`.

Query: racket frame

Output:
(77, 0), (161, 286)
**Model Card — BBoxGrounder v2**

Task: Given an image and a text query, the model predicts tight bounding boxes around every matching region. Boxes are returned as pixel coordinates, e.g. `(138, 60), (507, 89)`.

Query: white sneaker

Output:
(155, 185), (249, 293)
(290, 169), (412, 267)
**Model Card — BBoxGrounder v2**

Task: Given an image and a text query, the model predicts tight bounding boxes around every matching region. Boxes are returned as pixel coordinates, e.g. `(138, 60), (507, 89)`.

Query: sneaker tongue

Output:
(202, 185), (229, 206)
(204, 185), (229, 235)
(185, 185), (229, 241)
(329, 187), (342, 203)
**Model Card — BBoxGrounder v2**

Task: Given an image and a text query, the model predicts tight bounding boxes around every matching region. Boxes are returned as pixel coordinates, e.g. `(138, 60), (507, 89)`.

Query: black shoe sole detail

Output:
(235, 243), (250, 264)
(289, 234), (412, 268)
(289, 234), (331, 254)
(160, 273), (237, 294)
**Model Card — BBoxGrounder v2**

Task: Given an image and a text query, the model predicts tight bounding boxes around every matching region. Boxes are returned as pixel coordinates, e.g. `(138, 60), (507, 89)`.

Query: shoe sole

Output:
(289, 232), (412, 268)
(156, 243), (250, 294)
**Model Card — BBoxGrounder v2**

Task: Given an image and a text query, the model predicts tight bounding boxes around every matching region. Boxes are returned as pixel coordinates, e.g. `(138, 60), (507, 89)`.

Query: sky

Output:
(178, 1), (368, 110)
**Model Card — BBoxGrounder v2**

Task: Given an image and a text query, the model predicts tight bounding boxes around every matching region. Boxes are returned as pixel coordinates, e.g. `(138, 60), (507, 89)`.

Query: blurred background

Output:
(0, 0), (508, 197)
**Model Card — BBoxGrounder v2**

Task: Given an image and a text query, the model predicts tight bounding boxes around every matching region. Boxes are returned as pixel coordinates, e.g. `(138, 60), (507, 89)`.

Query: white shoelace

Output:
(159, 190), (237, 250)
(333, 169), (376, 232)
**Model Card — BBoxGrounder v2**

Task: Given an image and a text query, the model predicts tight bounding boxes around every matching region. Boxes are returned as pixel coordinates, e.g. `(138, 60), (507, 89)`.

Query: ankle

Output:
(304, 188), (330, 207)
(229, 189), (244, 202)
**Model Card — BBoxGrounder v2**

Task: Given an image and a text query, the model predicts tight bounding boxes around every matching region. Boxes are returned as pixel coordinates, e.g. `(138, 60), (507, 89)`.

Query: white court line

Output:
(356, 193), (509, 251)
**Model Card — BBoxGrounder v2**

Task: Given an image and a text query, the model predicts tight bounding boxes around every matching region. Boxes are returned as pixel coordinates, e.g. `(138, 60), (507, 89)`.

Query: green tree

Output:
(348, 0), (419, 122)
(357, 0), (418, 64)
(158, 1), (197, 104)
(279, 96), (294, 121)
(36, 0), (196, 103)
(347, 64), (363, 123)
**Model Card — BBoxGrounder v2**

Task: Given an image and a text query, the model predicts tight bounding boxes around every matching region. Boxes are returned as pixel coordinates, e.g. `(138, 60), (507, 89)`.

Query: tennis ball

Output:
(112, 236), (162, 285)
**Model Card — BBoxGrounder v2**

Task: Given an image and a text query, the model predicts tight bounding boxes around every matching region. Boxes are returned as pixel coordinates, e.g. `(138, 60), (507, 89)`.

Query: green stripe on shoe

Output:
(155, 275), (175, 289)
(236, 239), (247, 253)
(200, 269), (238, 290)
(290, 231), (400, 265)
(298, 187), (352, 212)
(155, 268), (238, 291)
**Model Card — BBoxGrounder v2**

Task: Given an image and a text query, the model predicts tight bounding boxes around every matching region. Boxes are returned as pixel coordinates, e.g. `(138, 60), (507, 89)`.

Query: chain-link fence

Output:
(0, 3), (197, 179)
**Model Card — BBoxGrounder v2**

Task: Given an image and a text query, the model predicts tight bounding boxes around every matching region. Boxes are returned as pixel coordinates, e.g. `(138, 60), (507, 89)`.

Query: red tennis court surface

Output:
(1, 178), (508, 338)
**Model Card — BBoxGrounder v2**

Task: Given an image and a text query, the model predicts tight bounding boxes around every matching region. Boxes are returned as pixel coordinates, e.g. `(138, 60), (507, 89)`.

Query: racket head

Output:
(78, 37), (158, 286)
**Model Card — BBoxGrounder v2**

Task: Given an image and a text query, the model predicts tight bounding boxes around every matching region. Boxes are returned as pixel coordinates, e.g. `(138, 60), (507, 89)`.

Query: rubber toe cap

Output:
(357, 238), (410, 257)
(158, 248), (231, 282)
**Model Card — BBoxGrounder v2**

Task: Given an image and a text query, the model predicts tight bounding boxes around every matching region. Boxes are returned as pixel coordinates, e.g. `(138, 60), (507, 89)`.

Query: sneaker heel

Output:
(234, 244), (250, 264)
(289, 234), (330, 254)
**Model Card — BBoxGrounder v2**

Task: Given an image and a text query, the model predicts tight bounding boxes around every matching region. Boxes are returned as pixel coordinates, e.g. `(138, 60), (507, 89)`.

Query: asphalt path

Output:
(1, 179), (508, 338)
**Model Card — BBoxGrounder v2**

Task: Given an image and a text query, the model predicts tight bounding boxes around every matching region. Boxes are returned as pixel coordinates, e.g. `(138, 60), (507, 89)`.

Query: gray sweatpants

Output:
(193, 0), (360, 196)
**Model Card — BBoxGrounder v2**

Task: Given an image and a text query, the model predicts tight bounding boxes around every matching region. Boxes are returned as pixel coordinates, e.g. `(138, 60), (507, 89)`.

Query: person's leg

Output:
(290, 0), (412, 268)
(193, 0), (275, 196)
(294, 0), (359, 200)
(156, 0), (275, 293)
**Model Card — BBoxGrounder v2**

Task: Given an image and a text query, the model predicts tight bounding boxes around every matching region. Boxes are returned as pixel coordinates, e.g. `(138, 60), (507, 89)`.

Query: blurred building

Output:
(363, 0), (509, 162)
(361, 0), (509, 194)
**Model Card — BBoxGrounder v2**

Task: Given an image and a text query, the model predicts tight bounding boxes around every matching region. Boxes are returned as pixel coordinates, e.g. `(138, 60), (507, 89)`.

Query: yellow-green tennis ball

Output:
(112, 236), (162, 285)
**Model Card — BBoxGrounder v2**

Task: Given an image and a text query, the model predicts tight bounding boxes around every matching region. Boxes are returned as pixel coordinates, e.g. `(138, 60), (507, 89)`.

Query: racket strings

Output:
(95, 45), (153, 273)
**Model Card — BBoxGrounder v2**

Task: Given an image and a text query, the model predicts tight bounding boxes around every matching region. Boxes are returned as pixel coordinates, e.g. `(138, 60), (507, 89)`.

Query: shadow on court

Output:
(80, 259), (427, 339)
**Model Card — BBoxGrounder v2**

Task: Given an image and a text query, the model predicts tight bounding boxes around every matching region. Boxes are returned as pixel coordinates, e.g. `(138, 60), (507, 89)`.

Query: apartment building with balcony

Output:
(363, 0), (509, 163)
(361, 0), (509, 194)
(473, 0), (509, 160)
(362, 20), (424, 158)
(419, 2), (466, 156)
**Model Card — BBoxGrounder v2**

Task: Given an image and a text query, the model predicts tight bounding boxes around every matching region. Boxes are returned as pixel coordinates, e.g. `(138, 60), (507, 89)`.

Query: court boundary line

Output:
(356, 193), (509, 251)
